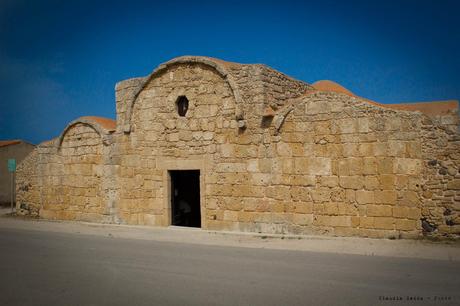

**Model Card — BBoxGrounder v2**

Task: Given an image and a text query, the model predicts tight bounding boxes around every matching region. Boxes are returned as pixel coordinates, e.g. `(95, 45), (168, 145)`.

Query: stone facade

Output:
(16, 56), (460, 239)
(16, 117), (117, 222)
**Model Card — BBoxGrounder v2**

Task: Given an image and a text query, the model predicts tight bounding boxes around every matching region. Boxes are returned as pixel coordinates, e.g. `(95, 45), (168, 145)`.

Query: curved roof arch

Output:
(123, 56), (245, 133)
(56, 116), (116, 148)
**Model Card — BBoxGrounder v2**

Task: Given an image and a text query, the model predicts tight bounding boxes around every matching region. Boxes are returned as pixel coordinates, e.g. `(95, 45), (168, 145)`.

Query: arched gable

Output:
(57, 116), (115, 148)
(123, 56), (245, 133)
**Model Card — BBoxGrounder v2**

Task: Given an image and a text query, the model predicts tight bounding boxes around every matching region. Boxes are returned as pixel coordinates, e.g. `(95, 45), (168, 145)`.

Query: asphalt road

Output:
(0, 227), (458, 306)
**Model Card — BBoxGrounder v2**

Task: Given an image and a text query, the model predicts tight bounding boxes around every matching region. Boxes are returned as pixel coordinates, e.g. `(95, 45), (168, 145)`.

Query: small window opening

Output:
(176, 96), (189, 117)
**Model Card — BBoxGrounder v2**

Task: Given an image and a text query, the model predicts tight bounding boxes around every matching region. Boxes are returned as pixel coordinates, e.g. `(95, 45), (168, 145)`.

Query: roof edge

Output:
(0, 139), (36, 148)
(311, 80), (459, 117)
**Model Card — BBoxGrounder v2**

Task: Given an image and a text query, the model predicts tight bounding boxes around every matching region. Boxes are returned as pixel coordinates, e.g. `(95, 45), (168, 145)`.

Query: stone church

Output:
(16, 56), (460, 239)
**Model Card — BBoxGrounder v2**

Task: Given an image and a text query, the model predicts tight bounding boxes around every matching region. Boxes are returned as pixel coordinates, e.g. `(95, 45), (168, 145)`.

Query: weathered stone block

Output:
(241, 198), (258, 212)
(290, 186), (311, 202)
(222, 197), (244, 211)
(447, 179), (460, 190)
(393, 158), (422, 175)
(373, 142), (387, 156)
(144, 214), (163, 226)
(394, 206), (421, 222)
(208, 184), (233, 197)
(306, 100), (326, 115)
(312, 215), (329, 226)
(223, 210), (238, 222)
(294, 157), (332, 175)
(358, 143), (374, 156)
(397, 191), (420, 207)
(356, 190), (374, 204)
(395, 175), (408, 190)
(329, 215), (351, 227)
(294, 202), (313, 214)
(346, 158), (363, 175)
(232, 185), (265, 198)
(251, 173), (271, 186)
(366, 204), (392, 217)
(290, 175), (316, 186)
(395, 219), (417, 231)
(357, 118), (370, 133)
(406, 142), (421, 158)
(360, 216), (375, 229)
(374, 190), (397, 205)
(258, 159), (272, 173)
(337, 202), (358, 215)
(310, 188), (331, 203)
(363, 157), (377, 175)
(388, 141), (406, 157)
(379, 174), (396, 190)
(276, 142), (292, 157)
(377, 158), (394, 174)
(254, 212), (272, 223)
(216, 163), (247, 173)
(246, 159), (259, 172)
(272, 213), (293, 224)
(270, 200), (285, 213)
(324, 202), (338, 215)
(351, 216), (360, 227)
(336, 118), (358, 134)
(364, 176), (379, 190)
(374, 217), (394, 230)
(345, 189), (356, 203)
(319, 176), (338, 188)
(293, 213), (313, 225)
(263, 186), (289, 201)
(238, 211), (256, 223)
(342, 143), (360, 157)
(339, 176), (363, 190)
(220, 144), (234, 157)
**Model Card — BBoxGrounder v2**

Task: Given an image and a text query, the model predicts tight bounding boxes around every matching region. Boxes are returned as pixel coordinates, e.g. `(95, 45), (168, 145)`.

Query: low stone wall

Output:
(39, 123), (105, 221)
(420, 115), (460, 237)
(16, 120), (116, 223)
(16, 149), (40, 216)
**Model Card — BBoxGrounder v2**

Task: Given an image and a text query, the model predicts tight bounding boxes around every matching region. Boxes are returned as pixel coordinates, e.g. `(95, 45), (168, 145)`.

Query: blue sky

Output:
(1, 0), (459, 144)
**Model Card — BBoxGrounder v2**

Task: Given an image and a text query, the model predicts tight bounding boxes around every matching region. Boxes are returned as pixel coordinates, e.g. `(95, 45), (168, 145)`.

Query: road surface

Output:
(0, 225), (459, 306)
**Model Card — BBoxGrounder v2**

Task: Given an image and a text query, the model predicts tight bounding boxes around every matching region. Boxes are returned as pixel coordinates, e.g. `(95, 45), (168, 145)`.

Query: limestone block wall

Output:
(16, 149), (40, 215)
(199, 91), (428, 238)
(111, 60), (459, 239)
(420, 113), (460, 237)
(115, 77), (147, 132)
(278, 92), (424, 238)
(38, 124), (105, 221)
(116, 63), (238, 226)
(16, 140), (57, 216)
(225, 64), (312, 120)
(16, 121), (116, 223)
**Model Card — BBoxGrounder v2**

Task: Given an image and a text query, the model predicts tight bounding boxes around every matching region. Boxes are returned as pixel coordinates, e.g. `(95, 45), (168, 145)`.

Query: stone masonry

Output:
(16, 56), (460, 239)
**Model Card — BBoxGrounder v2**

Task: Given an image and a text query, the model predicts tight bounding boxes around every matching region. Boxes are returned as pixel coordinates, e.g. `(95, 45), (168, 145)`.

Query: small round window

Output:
(176, 96), (189, 117)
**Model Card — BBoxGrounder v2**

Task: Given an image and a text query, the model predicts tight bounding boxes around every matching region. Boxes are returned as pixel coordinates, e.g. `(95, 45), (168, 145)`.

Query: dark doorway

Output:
(170, 170), (201, 228)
